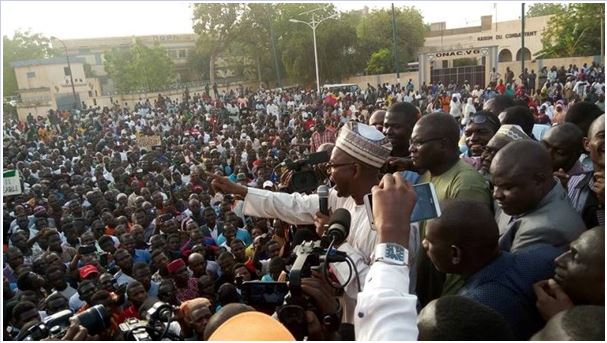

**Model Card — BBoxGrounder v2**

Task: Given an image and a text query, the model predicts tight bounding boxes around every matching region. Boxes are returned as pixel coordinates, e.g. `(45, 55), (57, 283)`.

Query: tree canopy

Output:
(3, 30), (58, 97)
(103, 40), (175, 93)
(526, 3), (565, 17)
(537, 3), (604, 58)
(190, 4), (426, 89)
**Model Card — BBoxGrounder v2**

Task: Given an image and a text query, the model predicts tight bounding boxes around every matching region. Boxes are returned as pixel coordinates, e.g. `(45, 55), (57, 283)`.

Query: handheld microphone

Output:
(317, 185), (329, 215)
(325, 208), (351, 246)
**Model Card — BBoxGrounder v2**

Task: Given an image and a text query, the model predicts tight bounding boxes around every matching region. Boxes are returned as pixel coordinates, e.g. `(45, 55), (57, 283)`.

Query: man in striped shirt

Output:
(309, 117), (336, 153)
(566, 115), (604, 227)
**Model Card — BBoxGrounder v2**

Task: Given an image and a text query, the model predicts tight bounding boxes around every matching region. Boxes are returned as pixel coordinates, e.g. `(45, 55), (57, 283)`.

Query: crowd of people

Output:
(2, 60), (605, 341)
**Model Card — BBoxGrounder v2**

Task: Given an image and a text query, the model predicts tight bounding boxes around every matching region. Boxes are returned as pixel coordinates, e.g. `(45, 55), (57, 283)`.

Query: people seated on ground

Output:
(423, 199), (561, 339)
(491, 140), (586, 252)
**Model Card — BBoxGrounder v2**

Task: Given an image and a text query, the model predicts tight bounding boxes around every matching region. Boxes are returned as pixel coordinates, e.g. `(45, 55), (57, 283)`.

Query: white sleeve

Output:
(333, 242), (371, 324)
(355, 262), (419, 341)
(243, 187), (319, 225)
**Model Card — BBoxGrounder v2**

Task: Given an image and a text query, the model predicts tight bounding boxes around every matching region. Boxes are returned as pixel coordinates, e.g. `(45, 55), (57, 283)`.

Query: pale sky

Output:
(0, 0), (558, 40)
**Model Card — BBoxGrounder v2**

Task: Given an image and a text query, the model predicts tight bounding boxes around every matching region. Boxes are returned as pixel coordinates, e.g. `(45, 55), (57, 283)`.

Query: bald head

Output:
(542, 123), (584, 172)
(204, 303), (255, 340)
(491, 140), (552, 178)
(368, 110), (386, 132)
(417, 113), (460, 145)
(491, 140), (555, 215)
(425, 200), (498, 275)
(431, 200), (498, 250)
(188, 252), (204, 264)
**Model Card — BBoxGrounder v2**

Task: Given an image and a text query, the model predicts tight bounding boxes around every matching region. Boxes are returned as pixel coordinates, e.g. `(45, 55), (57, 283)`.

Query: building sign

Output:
(3, 170), (22, 196)
(477, 31), (538, 41)
(429, 48), (490, 60)
(136, 134), (162, 150)
(152, 35), (180, 42)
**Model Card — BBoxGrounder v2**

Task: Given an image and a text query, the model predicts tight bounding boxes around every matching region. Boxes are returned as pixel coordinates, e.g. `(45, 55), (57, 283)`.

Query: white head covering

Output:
(335, 121), (392, 168)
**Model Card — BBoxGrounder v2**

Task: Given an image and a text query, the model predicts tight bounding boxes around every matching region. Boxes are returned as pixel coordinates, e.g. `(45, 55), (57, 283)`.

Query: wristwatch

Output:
(374, 243), (408, 266)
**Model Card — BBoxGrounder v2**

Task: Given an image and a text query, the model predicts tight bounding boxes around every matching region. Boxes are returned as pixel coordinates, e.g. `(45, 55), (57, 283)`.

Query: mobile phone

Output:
(364, 182), (441, 229)
(240, 281), (288, 307)
(99, 253), (108, 267)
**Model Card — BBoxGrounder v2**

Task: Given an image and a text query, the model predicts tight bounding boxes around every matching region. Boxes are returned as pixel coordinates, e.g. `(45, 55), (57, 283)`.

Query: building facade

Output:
(10, 57), (102, 120)
(61, 34), (198, 94)
(418, 14), (549, 86)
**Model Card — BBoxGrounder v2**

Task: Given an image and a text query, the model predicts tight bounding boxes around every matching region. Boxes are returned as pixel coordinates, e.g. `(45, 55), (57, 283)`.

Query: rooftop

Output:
(10, 56), (86, 68)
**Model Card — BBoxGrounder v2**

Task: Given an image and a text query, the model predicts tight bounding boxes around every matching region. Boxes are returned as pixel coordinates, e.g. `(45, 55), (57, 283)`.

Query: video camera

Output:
(18, 305), (109, 341)
(281, 151), (329, 193)
(118, 299), (180, 341)
(240, 209), (357, 340)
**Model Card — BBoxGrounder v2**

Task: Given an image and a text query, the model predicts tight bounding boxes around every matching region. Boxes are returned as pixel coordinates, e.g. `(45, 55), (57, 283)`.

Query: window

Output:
(27, 71), (36, 78)
(64, 67), (71, 76)
(178, 49), (186, 58)
(442, 60), (449, 69)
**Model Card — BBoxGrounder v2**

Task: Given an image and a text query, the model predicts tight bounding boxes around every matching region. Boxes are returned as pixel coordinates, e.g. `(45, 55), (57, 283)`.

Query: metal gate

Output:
(55, 93), (80, 111)
(431, 65), (485, 87)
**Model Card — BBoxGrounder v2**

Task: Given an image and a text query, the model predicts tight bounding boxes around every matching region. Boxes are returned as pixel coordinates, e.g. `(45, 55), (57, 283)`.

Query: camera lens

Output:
(73, 304), (110, 335)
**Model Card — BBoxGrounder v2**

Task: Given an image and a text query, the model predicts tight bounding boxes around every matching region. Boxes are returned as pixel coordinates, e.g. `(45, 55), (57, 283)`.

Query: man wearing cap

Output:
(211, 121), (392, 324)
(168, 258), (199, 302)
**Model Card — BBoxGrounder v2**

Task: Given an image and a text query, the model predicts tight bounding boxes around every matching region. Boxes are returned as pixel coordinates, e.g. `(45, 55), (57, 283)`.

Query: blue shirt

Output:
(458, 245), (562, 340)
(401, 170), (420, 184)
(133, 249), (151, 264)
(216, 228), (253, 247)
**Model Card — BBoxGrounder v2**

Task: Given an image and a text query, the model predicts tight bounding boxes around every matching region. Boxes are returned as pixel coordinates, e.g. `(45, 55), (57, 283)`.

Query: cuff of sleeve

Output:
(364, 260), (410, 295)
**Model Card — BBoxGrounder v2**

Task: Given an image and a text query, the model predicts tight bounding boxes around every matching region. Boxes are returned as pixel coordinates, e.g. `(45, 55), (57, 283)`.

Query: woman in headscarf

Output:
(461, 97), (477, 127)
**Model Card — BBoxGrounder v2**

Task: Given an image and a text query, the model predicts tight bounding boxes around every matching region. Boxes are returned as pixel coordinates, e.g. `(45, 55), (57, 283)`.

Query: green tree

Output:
(356, 6), (425, 74)
(366, 48), (393, 74)
(537, 3), (604, 58)
(104, 41), (175, 93)
(185, 48), (210, 82)
(192, 3), (247, 88)
(526, 3), (565, 17)
(3, 30), (58, 97)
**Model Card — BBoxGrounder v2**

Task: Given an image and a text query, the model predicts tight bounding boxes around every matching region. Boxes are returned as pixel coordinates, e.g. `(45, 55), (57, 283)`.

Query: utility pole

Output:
(391, 3), (400, 81)
(290, 11), (337, 96)
(51, 36), (79, 110)
(521, 3), (525, 78)
(268, 4), (282, 88)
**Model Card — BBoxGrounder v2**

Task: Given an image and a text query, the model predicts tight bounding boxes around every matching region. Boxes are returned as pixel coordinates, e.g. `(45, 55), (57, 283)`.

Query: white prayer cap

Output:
(335, 121), (392, 168)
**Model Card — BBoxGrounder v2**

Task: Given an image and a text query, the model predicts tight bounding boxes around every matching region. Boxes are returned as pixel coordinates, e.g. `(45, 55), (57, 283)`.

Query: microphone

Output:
(317, 185), (329, 215)
(325, 208), (351, 246)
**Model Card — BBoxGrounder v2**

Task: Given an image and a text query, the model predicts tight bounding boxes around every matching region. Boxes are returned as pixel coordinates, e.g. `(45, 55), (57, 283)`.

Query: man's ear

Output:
(583, 136), (591, 154)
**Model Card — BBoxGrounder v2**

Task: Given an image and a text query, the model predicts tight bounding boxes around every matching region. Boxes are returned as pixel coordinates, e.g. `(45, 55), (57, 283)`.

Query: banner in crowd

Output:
(3, 170), (22, 196)
(136, 134), (162, 150)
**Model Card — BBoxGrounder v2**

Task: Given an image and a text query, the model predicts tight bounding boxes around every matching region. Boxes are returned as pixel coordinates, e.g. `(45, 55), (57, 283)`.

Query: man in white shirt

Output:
(211, 121), (393, 324)
(354, 172), (418, 340)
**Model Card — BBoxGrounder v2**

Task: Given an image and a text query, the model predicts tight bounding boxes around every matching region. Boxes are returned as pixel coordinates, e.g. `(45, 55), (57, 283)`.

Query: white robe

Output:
(243, 187), (377, 324)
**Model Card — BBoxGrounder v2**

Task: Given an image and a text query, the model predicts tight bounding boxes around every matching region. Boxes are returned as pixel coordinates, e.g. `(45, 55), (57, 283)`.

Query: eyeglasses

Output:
(409, 137), (444, 149)
(325, 162), (357, 173)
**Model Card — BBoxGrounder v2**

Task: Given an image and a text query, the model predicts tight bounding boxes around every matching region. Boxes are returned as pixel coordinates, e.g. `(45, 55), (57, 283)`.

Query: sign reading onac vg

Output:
(429, 48), (490, 60)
